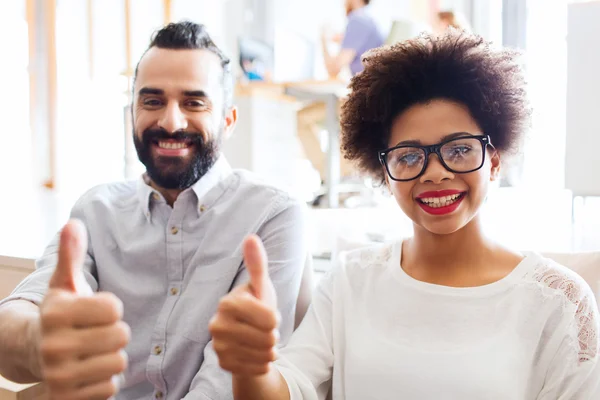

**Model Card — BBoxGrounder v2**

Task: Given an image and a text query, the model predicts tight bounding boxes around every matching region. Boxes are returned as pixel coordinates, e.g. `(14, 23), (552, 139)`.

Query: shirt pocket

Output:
(175, 256), (241, 343)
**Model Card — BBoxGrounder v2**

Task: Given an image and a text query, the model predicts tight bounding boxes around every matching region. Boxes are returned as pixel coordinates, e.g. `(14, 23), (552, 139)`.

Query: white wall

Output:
(565, 1), (600, 196)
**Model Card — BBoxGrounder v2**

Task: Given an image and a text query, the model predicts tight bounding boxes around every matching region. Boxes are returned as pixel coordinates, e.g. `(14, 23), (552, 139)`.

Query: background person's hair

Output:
(437, 10), (470, 31)
(134, 21), (233, 109)
(341, 30), (531, 184)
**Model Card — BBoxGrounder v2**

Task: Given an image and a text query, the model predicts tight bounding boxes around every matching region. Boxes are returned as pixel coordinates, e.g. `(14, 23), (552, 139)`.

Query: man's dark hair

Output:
(341, 30), (531, 184)
(134, 21), (233, 108)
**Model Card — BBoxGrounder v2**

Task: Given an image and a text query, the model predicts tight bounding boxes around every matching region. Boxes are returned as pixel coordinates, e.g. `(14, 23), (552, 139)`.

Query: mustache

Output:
(141, 129), (205, 145)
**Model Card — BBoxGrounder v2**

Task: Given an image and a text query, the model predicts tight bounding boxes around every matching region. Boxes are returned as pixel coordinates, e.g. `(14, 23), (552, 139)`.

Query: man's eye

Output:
(186, 100), (205, 108)
(143, 99), (162, 107)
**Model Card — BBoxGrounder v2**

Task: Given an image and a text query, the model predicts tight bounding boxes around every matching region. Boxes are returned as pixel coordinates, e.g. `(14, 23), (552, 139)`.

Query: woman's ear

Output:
(489, 151), (501, 181)
(383, 167), (391, 188)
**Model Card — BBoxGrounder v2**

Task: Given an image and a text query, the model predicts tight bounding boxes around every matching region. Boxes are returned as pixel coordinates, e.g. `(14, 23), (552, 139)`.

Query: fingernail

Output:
(112, 373), (125, 390)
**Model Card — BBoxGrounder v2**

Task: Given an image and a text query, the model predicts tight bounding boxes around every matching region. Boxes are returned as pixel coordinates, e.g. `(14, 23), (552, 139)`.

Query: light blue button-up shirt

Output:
(2, 156), (307, 399)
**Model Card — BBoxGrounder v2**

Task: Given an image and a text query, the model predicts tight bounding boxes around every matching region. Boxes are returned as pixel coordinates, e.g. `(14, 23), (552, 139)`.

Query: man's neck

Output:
(149, 182), (185, 207)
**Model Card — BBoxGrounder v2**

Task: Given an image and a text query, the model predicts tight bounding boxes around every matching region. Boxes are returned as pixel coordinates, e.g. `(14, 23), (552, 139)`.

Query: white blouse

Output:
(274, 242), (600, 399)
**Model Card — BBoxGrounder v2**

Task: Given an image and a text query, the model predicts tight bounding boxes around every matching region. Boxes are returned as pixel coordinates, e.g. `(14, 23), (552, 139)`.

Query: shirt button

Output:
(152, 193), (160, 201)
(199, 205), (206, 212)
(171, 226), (179, 235)
(155, 391), (164, 399)
(170, 287), (179, 296)
(153, 345), (162, 355)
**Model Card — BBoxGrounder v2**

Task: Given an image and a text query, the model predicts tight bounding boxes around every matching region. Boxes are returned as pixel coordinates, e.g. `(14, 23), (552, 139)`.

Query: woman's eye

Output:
(450, 146), (471, 156)
(398, 153), (422, 166)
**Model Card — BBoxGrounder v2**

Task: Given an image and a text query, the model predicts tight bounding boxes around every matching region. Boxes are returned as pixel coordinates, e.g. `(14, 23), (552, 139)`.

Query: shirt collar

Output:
(137, 154), (233, 221)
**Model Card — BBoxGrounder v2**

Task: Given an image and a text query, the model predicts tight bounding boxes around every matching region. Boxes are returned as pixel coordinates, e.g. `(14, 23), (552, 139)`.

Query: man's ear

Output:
(489, 151), (501, 181)
(222, 106), (238, 140)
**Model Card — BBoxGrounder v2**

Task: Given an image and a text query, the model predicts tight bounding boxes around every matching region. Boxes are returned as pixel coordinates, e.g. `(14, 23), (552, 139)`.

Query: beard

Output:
(134, 128), (221, 190)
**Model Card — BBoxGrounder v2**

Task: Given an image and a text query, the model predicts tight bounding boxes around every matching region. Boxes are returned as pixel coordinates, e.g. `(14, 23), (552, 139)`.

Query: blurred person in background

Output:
(434, 10), (471, 33)
(0, 21), (307, 400)
(321, 0), (385, 78)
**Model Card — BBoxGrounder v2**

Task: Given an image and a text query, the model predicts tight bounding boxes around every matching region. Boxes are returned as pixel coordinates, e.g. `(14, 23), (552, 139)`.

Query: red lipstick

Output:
(415, 190), (466, 216)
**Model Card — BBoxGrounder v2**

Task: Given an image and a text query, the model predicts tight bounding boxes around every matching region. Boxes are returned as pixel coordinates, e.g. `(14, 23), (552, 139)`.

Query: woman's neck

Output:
(411, 217), (491, 264)
(402, 216), (515, 287)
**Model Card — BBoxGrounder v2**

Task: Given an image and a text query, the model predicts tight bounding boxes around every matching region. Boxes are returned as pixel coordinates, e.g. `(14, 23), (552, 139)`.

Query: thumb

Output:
(49, 219), (89, 294)
(243, 235), (271, 301)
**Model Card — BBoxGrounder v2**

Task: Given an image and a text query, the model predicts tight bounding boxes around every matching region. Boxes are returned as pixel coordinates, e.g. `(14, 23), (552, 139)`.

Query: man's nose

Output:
(157, 103), (188, 133)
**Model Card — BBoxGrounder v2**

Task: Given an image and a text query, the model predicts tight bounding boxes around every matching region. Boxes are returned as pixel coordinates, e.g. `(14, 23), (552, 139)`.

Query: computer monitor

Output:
(273, 29), (315, 82)
(238, 36), (274, 82)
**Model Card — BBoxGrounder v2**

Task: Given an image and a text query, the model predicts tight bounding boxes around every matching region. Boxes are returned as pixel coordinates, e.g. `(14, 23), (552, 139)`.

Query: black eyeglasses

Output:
(378, 134), (494, 182)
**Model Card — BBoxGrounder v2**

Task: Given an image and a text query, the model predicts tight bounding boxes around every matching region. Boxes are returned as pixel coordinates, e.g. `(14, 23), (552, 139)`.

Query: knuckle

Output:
(106, 380), (119, 397)
(99, 294), (123, 321)
(268, 348), (278, 362)
(40, 305), (66, 330)
(217, 297), (235, 313)
(40, 337), (71, 359)
(265, 312), (279, 330)
(113, 322), (131, 347)
(257, 364), (270, 375)
(265, 331), (278, 348)
(207, 316), (219, 332)
(115, 351), (128, 372)
(208, 319), (228, 336)
(212, 340), (227, 355)
(218, 359), (232, 372)
(47, 389), (69, 400)
(45, 367), (74, 385)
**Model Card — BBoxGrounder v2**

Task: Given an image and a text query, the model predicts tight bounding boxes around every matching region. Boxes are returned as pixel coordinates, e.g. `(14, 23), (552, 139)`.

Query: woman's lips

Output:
(416, 190), (467, 216)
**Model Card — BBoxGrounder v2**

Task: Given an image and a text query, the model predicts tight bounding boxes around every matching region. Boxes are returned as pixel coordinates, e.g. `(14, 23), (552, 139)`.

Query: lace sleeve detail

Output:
(531, 262), (599, 364)
(574, 294), (599, 363)
(343, 243), (394, 270)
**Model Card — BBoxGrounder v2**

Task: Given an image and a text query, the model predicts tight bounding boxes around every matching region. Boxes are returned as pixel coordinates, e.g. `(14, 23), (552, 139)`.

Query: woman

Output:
(209, 31), (600, 399)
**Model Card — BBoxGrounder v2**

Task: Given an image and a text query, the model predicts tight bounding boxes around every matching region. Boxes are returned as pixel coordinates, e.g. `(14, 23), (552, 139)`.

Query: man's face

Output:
(344, 0), (353, 15)
(133, 48), (236, 190)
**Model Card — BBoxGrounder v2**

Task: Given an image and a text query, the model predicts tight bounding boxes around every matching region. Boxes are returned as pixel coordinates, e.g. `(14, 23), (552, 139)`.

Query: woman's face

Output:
(384, 99), (500, 236)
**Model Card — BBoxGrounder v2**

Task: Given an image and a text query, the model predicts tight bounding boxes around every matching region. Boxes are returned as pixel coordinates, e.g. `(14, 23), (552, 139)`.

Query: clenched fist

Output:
(39, 219), (130, 400)
(209, 235), (280, 376)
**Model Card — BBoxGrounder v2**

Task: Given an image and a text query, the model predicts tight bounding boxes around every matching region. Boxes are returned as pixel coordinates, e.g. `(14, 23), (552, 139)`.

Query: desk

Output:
(0, 376), (45, 400)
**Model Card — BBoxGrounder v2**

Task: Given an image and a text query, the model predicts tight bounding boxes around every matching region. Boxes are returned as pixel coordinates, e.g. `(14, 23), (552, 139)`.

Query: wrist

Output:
(25, 316), (43, 380)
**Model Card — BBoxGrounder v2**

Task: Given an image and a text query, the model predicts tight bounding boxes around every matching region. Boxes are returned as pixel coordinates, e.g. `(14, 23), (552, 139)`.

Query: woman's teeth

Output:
(419, 194), (463, 208)
(158, 141), (187, 149)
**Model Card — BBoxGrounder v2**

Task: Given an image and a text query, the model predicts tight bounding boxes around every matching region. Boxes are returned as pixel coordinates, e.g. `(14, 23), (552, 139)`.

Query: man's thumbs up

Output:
(48, 219), (93, 295)
(243, 235), (277, 309)
(39, 218), (129, 399)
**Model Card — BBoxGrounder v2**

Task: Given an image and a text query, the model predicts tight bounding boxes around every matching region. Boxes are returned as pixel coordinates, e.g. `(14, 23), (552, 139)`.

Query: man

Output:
(0, 21), (307, 399)
(321, 0), (385, 77)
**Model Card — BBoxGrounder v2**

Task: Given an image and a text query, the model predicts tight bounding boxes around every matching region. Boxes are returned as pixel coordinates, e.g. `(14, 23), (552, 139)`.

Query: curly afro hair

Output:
(340, 30), (531, 184)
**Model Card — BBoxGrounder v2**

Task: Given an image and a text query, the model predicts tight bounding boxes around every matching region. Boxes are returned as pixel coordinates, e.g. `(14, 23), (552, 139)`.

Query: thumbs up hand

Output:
(209, 235), (280, 376)
(39, 220), (130, 400)
(48, 219), (94, 295)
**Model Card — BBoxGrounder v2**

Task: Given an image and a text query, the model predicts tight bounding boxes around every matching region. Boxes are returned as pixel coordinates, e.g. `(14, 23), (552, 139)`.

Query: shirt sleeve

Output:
(184, 198), (308, 399)
(341, 15), (370, 52)
(0, 195), (98, 307)
(274, 259), (337, 400)
(537, 286), (600, 399)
